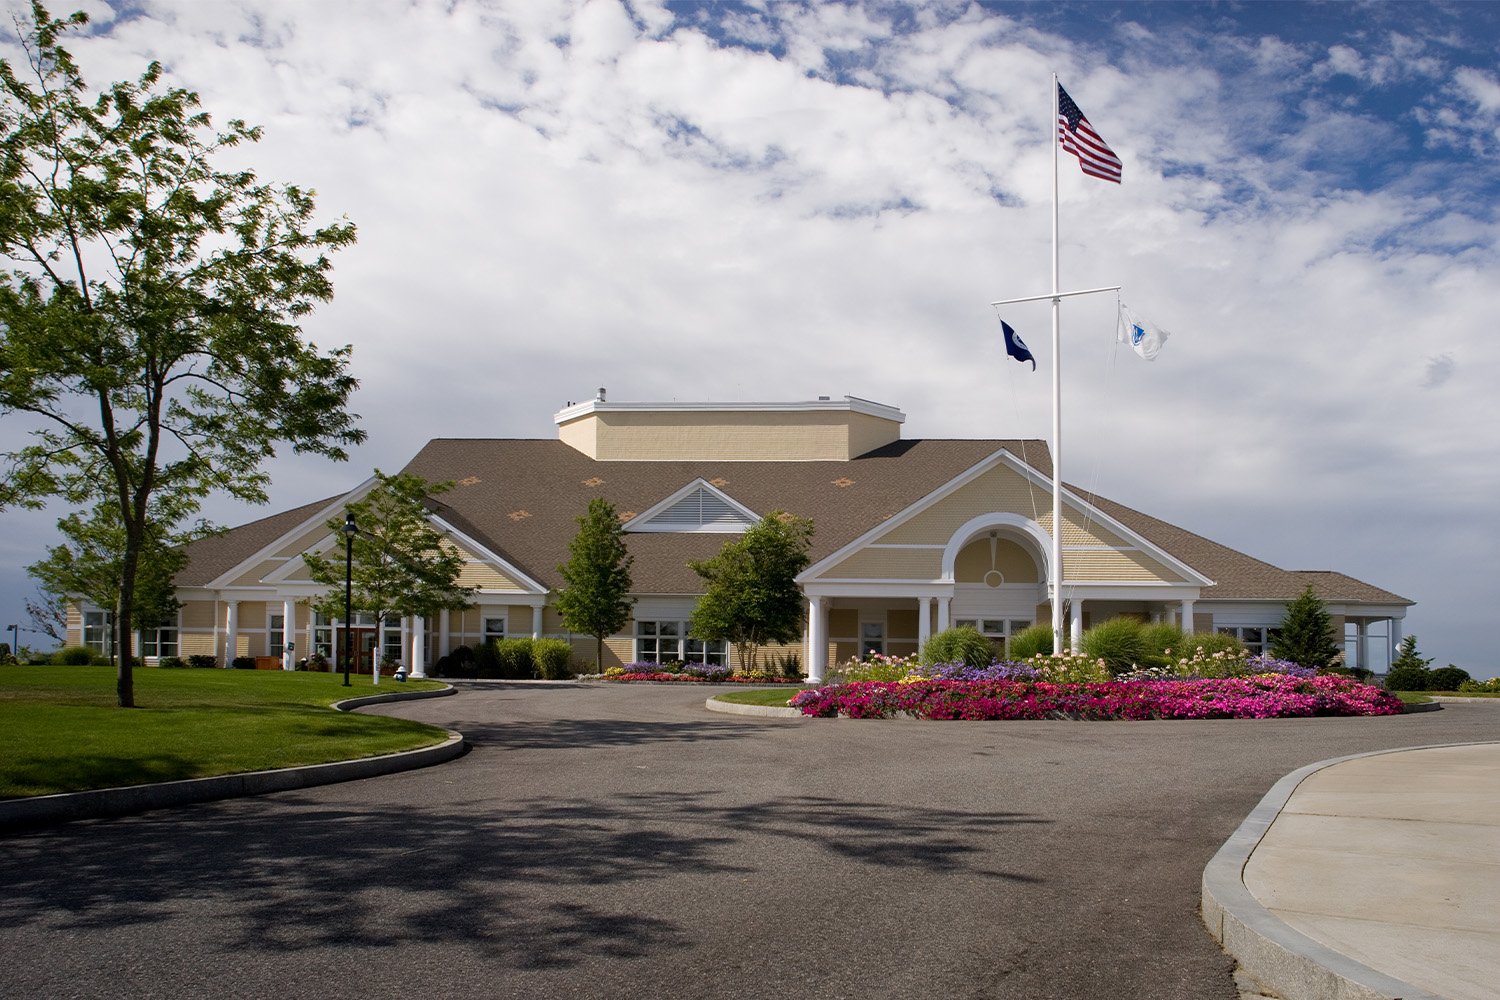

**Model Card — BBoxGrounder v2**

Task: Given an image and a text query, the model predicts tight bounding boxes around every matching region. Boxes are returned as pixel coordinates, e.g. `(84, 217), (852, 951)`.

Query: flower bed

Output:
(593, 663), (804, 684)
(788, 674), (1402, 720)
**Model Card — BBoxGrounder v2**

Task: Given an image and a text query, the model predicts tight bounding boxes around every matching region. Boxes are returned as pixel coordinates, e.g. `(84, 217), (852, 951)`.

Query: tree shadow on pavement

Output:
(0, 788), (1048, 969)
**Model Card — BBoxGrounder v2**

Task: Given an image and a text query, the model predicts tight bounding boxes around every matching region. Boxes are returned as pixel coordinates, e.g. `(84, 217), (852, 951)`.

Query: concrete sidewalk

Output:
(1204, 741), (1500, 1000)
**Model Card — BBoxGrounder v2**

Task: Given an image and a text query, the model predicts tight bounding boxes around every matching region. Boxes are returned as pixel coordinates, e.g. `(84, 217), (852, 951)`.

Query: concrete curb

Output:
(0, 685), (465, 834)
(1201, 741), (1495, 1000)
(704, 696), (802, 718)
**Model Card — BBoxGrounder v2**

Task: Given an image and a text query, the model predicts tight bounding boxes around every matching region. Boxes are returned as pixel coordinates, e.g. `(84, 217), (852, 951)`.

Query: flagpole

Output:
(1050, 72), (1064, 656)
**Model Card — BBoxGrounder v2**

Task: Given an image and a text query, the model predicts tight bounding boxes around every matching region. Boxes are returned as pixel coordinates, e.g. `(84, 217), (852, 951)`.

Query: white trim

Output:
(625, 478), (760, 534)
(202, 476), (381, 590)
(554, 395), (905, 425)
(866, 543), (947, 550)
(428, 514), (549, 594)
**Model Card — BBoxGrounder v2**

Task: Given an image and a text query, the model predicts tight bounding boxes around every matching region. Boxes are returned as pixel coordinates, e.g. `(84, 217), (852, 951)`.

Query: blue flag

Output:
(1001, 319), (1035, 370)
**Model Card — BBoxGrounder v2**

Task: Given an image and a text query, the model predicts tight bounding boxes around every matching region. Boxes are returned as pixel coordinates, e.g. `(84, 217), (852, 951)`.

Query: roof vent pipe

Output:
(597, 387), (607, 402)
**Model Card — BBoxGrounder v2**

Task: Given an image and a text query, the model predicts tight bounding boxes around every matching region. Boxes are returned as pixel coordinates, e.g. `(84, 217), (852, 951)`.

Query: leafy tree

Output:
(689, 511), (813, 672)
(303, 471), (474, 669)
(28, 498), (190, 663)
(0, 5), (362, 705)
(1389, 635), (1433, 673)
(1269, 584), (1341, 669)
(24, 587), (67, 644)
(553, 496), (634, 671)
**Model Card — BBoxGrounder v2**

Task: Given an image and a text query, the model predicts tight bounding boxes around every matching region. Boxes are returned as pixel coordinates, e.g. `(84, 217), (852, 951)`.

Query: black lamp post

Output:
(342, 511), (357, 687)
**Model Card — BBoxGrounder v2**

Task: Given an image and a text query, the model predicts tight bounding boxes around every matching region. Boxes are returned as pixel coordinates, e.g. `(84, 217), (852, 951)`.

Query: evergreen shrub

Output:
(1138, 623), (1184, 670)
(533, 638), (573, 679)
(187, 654), (218, 669)
(921, 626), (996, 668)
(1426, 665), (1471, 691)
(231, 656), (256, 669)
(52, 645), (94, 665)
(1383, 665), (1430, 691)
(158, 656), (188, 669)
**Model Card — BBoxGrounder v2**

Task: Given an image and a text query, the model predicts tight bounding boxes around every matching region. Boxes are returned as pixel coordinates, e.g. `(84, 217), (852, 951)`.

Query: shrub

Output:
(231, 656), (257, 670)
(1389, 635), (1433, 673)
(532, 638), (572, 679)
(491, 637), (536, 678)
(1079, 617), (1146, 676)
(187, 654), (218, 669)
(1136, 623), (1184, 670)
(1384, 664), (1429, 691)
(1007, 623), (1053, 659)
(158, 655), (188, 669)
(921, 626), (997, 669)
(1458, 676), (1500, 693)
(769, 652), (802, 679)
(437, 645), (478, 679)
(1183, 631), (1247, 659)
(830, 652), (918, 684)
(1426, 665), (1471, 692)
(53, 645), (95, 665)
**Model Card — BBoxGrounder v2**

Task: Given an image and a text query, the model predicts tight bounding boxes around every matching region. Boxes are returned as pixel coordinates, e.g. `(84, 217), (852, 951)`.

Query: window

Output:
(483, 617), (506, 644)
(140, 624), (178, 659)
(1218, 626), (1270, 656)
(861, 622), (884, 657)
(83, 610), (114, 655)
(270, 614), (286, 657)
(382, 617), (403, 663)
(314, 613), (333, 658)
(635, 620), (726, 665)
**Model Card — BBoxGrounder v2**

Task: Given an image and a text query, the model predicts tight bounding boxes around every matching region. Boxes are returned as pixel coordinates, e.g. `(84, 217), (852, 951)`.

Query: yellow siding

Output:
(954, 538), (1039, 583)
(819, 546), (942, 580)
(833, 641), (859, 665)
(601, 636), (631, 670)
(180, 600), (217, 629)
(1063, 549), (1185, 583)
(828, 609), (858, 638)
(878, 466), (1043, 544)
(888, 610), (918, 640)
(888, 641), (918, 657)
(560, 408), (902, 462)
(180, 634), (217, 656)
(457, 562), (521, 589)
(508, 606), (537, 634)
(273, 521), (334, 558)
(224, 561), (283, 587)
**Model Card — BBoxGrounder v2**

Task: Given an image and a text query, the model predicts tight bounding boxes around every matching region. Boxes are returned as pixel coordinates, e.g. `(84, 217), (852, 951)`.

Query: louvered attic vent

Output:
(628, 483), (758, 533)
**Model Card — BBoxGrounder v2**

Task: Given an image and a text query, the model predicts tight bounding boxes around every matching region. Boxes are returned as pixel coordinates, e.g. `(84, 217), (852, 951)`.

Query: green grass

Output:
(0, 665), (450, 798)
(1390, 691), (1433, 705)
(714, 687), (805, 707)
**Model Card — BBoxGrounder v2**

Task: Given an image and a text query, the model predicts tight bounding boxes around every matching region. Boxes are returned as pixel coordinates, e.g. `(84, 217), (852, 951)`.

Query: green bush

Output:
(1384, 664), (1430, 691)
(771, 651), (802, 679)
(158, 656), (188, 669)
(1007, 623), (1053, 659)
(1079, 617), (1146, 676)
(187, 654), (218, 669)
(1458, 676), (1500, 693)
(53, 645), (96, 665)
(921, 626), (996, 668)
(533, 638), (573, 679)
(1179, 631), (1245, 659)
(1136, 622), (1185, 669)
(231, 656), (257, 670)
(436, 644), (477, 679)
(1426, 665), (1471, 692)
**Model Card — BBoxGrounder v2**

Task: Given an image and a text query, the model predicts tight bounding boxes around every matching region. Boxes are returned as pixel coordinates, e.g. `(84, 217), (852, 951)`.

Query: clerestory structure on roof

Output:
(68, 394), (1412, 681)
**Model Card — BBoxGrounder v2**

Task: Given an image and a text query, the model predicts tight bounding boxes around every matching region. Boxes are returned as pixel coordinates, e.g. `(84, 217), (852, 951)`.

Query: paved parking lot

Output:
(2, 683), (1494, 1000)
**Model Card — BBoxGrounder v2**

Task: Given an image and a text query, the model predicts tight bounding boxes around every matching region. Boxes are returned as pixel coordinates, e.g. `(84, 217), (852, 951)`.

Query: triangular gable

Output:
(799, 448), (1214, 588)
(625, 479), (759, 533)
(203, 476), (381, 590)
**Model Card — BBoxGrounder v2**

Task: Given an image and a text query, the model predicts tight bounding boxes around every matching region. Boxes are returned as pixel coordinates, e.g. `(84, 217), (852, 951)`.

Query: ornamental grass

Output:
(787, 674), (1402, 720)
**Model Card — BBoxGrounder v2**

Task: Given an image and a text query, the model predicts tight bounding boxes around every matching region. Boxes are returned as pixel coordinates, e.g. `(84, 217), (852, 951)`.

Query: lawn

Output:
(0, 665), (451, 798)
(713, 687), (807, 707)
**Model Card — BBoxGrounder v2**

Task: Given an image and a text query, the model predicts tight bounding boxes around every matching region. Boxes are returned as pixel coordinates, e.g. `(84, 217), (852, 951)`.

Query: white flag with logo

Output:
(1117, 303), (1169, 361)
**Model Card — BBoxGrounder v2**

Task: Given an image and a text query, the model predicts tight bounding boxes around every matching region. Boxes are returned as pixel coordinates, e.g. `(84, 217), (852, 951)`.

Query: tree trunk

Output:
(115, 520), (142, 708)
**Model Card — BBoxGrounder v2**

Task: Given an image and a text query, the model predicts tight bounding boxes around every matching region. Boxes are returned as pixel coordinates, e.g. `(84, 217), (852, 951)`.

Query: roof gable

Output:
(626, 479), (759, 533)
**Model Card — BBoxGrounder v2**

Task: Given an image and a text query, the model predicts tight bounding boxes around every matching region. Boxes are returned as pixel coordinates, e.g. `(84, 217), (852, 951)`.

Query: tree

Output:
(24, 587), (67, 645)
(553, 496), (634, 670)
(27, 497), (190, 662)
(1389, 634), (1433, 673)
(0, 5), (362, 705)
(689, 510), (813, 672)
(1269, 583), (1341, 669)
(303, 471), (474, 668)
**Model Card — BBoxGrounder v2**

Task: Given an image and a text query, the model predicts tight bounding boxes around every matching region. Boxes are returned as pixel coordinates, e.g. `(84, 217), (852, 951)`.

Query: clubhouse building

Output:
(69, 394), (1412, 681)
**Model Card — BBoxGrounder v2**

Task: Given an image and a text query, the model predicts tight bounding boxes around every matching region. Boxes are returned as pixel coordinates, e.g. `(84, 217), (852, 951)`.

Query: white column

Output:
(1180, 598), (1196, 635)
(411, 615), (427, 678)
(1355, 621), (1369, 673)
(400, 616), (411, 668)
(304, 611), (314, 666)
(1069, 598), (1084, 654)
(806, 597), (827, 684)
(439, 608), (451, 658)
(532, 604), (544, 640)
(1388, 619), (1401, 667)
(281, 596), (297, 670)
(917, 597), (932, 650)
(937, 597), (951, 633)
(225, 601), (240, 667)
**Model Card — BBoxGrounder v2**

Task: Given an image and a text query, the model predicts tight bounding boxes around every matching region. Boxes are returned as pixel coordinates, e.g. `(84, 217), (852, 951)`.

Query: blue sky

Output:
(2, 0), (1496, 675)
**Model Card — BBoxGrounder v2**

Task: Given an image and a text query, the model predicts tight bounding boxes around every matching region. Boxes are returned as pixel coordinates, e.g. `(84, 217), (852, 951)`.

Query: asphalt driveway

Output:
(1, 683), (1494, 1000)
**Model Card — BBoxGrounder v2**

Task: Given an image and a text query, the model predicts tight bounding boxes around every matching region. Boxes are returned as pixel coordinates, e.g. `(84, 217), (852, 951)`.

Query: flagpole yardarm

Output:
(991, 284), (1121, 307)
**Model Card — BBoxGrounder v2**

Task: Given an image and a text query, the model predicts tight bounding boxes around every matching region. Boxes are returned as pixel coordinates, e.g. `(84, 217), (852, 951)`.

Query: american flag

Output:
(1057, 83), (1122, 183)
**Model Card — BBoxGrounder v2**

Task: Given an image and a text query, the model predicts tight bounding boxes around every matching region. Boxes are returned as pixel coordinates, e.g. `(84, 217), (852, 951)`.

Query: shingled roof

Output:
(178, 436), (1410, 607)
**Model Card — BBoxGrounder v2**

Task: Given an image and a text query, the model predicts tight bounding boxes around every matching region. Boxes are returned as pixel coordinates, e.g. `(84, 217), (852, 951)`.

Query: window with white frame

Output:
(139, 618), (179, 658)
(483, 616), (506, 644)
(269, 614), (286, 657)
(634, 620), (726, 665)
(314, 612), (333, 658)
(83, 610), (114, 655)
(382, 617), (403, 663)
(861, 622), (885, 657)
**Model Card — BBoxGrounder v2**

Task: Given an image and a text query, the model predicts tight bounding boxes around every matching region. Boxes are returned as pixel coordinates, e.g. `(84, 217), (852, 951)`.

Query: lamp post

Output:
(342, 511), (357, 687)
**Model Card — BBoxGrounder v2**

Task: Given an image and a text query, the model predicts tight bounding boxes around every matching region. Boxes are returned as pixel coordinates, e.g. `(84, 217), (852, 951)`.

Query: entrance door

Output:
(335, 628), (380, 674)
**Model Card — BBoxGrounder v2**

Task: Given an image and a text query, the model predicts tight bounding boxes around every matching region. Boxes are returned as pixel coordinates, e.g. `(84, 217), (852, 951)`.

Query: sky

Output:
(1, 0), (1497, 676)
